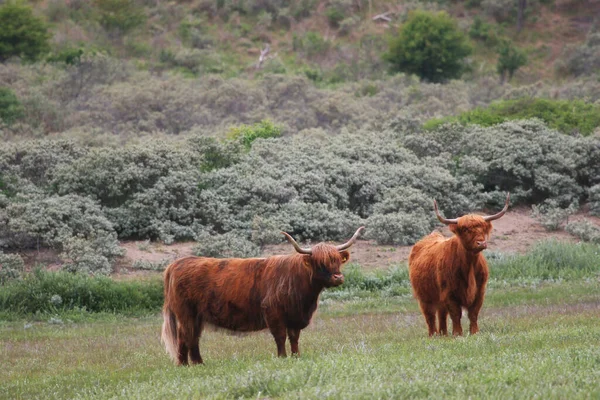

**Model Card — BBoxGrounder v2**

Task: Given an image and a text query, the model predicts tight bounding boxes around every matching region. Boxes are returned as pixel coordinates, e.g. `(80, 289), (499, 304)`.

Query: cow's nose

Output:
(476, 241), (487, 249)
(332, 273), (344, 282)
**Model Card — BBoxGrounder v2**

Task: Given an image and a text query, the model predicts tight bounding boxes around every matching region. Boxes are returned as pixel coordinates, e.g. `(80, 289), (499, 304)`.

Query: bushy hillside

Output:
(1, 0), (600, 277)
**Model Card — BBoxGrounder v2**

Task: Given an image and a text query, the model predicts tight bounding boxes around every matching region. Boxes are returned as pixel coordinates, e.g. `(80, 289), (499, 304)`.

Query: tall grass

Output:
(0, 269), (162, 318)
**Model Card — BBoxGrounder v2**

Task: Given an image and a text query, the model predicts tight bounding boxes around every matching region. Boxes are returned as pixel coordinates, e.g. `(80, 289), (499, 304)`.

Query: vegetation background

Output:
(0, 0), (600, 398)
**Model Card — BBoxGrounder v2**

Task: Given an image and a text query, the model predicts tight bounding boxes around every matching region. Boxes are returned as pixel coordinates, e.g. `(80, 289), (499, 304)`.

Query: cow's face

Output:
(449, 216), (492, 253)
(304, 245), (351, 287)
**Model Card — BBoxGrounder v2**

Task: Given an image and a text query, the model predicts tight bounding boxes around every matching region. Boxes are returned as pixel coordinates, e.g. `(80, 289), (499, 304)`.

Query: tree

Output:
(496, 39), (527, 83)
(384, 10), (472, 83)
(0, 2), (51, 63)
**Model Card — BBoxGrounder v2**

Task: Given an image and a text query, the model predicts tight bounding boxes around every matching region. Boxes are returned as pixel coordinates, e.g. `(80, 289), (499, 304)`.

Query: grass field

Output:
(1, 279), (599, 400)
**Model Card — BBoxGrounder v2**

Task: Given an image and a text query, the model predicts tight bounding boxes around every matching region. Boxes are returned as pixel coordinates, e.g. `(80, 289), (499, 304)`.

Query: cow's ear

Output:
(302, 255), (312, 269)
(448, 224), (460, 234)
(340, 250), (350, 264)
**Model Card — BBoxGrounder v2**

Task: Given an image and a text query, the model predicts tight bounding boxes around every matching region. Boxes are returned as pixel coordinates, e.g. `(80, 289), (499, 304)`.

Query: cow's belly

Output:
(205, 301), (267, 332)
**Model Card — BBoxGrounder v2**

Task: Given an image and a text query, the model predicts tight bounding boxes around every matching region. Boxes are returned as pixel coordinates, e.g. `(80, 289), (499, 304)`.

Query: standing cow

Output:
(408, 194), (509, 336)
(161, 227), (364, 365)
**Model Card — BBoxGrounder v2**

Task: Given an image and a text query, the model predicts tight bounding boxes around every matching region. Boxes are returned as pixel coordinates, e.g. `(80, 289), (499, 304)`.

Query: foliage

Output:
(46, 48), (84, 65)
(557, 32), (600, 77)
(423, 97), (600, 136)
(496, 39), (527, 82)
(0, 269), (162, 314)
(482, 0), (516, 23)
(0, 251), (24, 284)
(94, 0), (146, 36)
(0, 2), (51, 62)
(565, 220), (600, 244)
(3, 194), (123, 274)
(0, 86), (24, 125)
(384, 10), (472, 82)
(531, 200), (578, 231)
(468, 16), (499, 46)
(226, 119), (283, 150)
(194, 231), (261, 258)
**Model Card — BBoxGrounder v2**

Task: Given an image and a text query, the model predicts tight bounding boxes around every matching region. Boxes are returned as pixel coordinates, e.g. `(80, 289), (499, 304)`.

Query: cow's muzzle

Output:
(331, 273), (345, 286)
(476, 240), (487, 250)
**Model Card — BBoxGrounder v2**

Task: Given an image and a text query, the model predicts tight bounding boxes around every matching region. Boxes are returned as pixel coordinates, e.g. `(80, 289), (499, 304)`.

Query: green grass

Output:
(1, 280), (599, 399)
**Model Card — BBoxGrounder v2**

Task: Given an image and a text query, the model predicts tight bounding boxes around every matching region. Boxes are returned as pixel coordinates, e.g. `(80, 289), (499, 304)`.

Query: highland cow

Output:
(408, 194), (510, 336)
(161, 227), (364, 365)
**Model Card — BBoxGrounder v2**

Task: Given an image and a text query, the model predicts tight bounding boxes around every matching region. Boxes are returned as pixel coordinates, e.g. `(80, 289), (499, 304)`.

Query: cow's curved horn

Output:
(433, 200), (459, 225)
(336, 226), (365, 251)
(483, 193), (510, 222)
(281, 232), (313, 254)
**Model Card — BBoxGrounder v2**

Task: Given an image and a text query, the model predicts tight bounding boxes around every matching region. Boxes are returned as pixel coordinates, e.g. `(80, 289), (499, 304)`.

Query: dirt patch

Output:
(116, 207), (598, 272)
(16, 208), (599, 274)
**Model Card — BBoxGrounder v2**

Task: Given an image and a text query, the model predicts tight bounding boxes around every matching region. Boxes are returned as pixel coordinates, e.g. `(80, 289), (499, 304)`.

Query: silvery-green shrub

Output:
(0, 251), (24, 284)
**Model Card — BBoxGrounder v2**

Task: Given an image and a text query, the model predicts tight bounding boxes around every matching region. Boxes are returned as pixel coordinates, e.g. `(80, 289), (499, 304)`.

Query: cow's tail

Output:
(161, 264), (178, 362)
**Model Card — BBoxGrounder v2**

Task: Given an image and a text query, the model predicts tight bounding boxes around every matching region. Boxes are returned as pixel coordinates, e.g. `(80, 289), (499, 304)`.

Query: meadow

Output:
(1, 240), (600, 399)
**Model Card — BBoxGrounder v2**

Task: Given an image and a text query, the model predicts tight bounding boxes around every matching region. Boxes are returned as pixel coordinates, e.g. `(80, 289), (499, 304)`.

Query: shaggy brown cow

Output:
(408, 194), (510, 336)
(161, 227), (364, 365)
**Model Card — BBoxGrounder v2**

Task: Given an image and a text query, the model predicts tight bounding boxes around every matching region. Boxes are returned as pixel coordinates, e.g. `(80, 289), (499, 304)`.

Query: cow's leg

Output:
(467, 289), (486, 335)
(445, 297), (463, 336)
(437, 307), (448, 336)
(189, 315), (204, 365)
(419, 301), (438, 336)
(287, 328), (301, 356)
(176, 318), (192, 366)
(267, 320), (287, 357)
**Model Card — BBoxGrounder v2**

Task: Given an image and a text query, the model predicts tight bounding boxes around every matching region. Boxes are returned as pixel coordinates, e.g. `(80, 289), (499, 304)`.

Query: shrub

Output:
(4, 194), (123, 274)
(0, 87), (24, 125)
(565, 220), (600, 244)
(558, 32), (600, 77)
(482, 0), (515, 23)
(423, 98), (600, 136)
(531, 200), (578, 231)
(590, 184), (600, 216)
(325, 6), (345, 28)
(0, 251), (24, 284)
(226, 119), (283, 150)
(194, 231), (260, 258)
(497, 39), (527, 82)
(384, 10), (472, 82)
(469, 16), (499, 46)
(0, 2), (51, 62)
(46, 48), (84, 65)
(94, 0), (146, 37)
(407, 120), (594, 207)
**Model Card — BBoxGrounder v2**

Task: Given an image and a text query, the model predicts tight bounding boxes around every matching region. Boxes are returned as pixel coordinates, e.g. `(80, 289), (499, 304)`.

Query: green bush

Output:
(0, 270), (162, 315)
(0, 87), (24, 125)
(226, 119), (283, 150)
(496, 40), (527, 82)
(325, 6), (345, 28)
(384, 10), (472, 82)
(469, 16), (499, 46)
(0, 2), (51, 62)
(423, 98), (600, 136)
